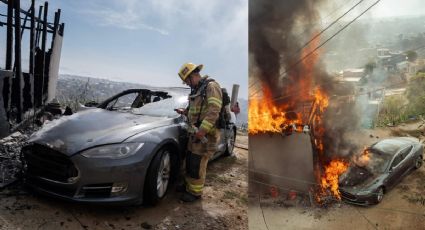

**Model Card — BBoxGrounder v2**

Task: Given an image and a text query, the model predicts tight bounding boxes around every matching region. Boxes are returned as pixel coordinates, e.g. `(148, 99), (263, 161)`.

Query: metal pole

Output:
(14, 0), (23, 123)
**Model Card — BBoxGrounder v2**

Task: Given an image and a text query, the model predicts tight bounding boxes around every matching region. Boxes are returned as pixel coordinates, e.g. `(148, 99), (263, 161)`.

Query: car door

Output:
(386, 153), (404, 189)
(398, 145), (413, 175)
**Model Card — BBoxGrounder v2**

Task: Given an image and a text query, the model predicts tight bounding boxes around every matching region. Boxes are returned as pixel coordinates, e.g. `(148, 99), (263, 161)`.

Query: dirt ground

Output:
(248, 121), (425, 230)
(0, 135), (248, 230)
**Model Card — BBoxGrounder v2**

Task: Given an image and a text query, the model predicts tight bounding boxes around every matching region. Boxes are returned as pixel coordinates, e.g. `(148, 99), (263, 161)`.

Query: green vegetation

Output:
(375, 71), (425, 126)
(406, 72), (425, 116)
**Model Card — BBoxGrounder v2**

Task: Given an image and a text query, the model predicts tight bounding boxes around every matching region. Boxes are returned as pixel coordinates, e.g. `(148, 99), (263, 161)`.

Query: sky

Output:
(1, 0), (424, 100)
(317, 0), (425, 25)
(0, 0), (248, 99)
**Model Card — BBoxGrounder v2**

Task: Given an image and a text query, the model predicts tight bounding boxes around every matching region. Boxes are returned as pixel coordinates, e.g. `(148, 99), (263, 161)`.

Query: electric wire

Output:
(248, 0), (365, 90)
(250, 0), (382, 97)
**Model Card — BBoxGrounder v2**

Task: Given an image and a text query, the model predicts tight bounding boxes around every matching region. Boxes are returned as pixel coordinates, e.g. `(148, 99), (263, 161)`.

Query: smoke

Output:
(250, 0), (362, 159)
(250, 0), (323, 100)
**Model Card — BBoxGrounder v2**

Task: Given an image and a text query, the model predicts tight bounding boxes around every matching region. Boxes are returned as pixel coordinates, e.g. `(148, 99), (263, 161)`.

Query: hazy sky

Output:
(367, 0), (425, 18)
(320, 0), (425, 22)
(0, 0), (248, 98)
(1, 0), (424, 100)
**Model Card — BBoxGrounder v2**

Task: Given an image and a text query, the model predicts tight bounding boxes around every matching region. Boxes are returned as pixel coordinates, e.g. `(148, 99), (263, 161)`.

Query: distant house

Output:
(396, 61), (417, 76)
(342, 68), (365, 79)
(377, 51), (408, 72)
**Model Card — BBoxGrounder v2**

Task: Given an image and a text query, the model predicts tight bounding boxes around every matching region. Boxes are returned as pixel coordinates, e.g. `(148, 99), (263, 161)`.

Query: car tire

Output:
(374, 187), (384, 204)
(414, 156), (423, 169)
(144, 148), (172, 205)
(224, 128), (236, 156)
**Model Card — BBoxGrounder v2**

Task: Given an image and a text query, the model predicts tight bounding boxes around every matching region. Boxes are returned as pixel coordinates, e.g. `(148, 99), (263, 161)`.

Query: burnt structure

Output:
(0, 0), (64, 138)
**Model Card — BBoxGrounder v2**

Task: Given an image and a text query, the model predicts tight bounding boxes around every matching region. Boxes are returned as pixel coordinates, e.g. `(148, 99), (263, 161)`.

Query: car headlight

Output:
(81, 143), (144, 159)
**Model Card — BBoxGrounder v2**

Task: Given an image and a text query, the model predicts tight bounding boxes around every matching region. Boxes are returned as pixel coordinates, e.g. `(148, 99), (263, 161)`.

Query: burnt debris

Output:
(0, 0), (65, 139)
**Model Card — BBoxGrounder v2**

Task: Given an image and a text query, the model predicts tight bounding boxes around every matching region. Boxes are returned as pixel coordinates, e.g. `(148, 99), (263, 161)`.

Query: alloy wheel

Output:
(156, 151), (171, 198)
(415, 156), (423, 169)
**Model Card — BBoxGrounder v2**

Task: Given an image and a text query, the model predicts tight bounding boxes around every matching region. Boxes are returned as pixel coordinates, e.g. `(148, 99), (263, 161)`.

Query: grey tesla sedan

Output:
(339, 137), (423, 205)
(22, 88), (236, 205)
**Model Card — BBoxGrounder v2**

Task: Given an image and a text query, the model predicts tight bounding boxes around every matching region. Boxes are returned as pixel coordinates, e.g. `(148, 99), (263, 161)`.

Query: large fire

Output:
(319, 159), (349, 200)
(248, 85), (302, 135)
(249, 33), (351, 202)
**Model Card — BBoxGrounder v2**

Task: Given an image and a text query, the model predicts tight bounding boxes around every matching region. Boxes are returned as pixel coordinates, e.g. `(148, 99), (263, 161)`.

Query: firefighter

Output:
(175, 62), (223, 202)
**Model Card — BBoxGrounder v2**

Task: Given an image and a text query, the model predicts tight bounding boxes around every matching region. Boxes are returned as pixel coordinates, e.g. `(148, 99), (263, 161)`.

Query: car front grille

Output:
(339, 189), (356, 200)
(23, 144), (78, 183)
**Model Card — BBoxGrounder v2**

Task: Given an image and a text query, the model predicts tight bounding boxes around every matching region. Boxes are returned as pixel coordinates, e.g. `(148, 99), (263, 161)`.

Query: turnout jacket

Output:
(187, 76), (223, 134)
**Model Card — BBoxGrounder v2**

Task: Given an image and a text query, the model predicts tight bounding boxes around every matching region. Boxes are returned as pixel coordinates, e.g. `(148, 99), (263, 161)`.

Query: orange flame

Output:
(320, 159), (349, 200)
(248, 85), (302, 134)
(354, 147), (370, 167)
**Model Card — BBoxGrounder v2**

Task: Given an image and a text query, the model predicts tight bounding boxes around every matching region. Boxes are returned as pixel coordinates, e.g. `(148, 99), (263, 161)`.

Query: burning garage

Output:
(248, 0), (424, 207)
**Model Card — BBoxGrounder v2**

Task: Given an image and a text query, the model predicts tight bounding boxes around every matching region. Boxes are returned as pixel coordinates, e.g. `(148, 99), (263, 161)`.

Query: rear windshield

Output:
(132, 96), (188, 118)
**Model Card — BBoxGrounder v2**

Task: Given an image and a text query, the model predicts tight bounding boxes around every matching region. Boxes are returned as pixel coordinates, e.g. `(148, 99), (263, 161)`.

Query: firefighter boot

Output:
(180, 191), (201, 202)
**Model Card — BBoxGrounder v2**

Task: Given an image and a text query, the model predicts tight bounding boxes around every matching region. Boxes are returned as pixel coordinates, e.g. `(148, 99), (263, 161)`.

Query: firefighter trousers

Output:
(185, 131), (219, 196)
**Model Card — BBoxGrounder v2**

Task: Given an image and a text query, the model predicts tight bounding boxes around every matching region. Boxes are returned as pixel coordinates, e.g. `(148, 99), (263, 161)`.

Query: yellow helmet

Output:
(178, 62), (203, 82)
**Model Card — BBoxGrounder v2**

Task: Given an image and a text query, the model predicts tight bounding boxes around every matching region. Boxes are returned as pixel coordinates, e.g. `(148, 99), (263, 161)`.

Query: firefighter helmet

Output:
(178, 62), (203, 82)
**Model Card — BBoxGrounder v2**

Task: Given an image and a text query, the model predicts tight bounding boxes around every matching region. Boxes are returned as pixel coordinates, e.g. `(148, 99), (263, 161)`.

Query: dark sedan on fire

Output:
(21, 88), (236, 205)
(338, 137), (423, 205)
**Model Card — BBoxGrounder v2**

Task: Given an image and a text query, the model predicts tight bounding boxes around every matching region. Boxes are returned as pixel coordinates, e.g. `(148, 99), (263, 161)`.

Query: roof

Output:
(371, 137), (419, 155)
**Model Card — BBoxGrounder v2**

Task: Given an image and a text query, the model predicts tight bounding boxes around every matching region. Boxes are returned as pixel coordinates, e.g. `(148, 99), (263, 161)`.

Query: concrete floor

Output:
(249, 162), (425, 230)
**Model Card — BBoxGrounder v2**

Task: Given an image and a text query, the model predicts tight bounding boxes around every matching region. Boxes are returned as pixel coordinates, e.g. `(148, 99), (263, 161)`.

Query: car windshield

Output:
(132, 95), (188, 118)
(363, 148), (393, 173)
(371, 140), (403, 155)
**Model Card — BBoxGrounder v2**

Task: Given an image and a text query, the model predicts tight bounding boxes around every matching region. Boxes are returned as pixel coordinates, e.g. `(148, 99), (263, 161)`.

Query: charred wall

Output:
(0, 0), (64, 138)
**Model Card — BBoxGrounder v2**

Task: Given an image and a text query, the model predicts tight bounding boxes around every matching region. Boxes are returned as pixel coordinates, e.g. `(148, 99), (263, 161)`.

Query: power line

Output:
(250, 0), (382, 97)
(295, 0), (367, 62)
(248, 0), (363, 90)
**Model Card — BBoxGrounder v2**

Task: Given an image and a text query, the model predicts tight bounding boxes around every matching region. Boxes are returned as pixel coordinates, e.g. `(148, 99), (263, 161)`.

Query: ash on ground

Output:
(0, 126), (39, 188)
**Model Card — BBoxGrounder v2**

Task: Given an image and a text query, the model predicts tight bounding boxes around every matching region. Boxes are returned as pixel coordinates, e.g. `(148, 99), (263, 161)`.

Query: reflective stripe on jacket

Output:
(188, 76), (223, 134)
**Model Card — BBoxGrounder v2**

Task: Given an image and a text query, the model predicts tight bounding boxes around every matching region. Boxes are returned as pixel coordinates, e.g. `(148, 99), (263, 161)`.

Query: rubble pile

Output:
(0, 127), (37, 188)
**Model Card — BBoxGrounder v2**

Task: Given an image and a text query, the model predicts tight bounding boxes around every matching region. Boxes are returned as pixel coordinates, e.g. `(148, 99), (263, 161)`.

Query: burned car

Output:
(339, 137), (423, 205)
(22, 88), (236, 205)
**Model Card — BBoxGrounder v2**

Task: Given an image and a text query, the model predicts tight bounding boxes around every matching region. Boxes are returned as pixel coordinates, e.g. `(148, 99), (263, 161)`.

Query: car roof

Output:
(371, 137), (418, 155)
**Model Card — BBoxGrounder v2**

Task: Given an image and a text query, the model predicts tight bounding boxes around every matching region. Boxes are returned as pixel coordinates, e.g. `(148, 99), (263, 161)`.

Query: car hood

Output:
(29, 108), (175, 155)
(339, 165), (384, 192)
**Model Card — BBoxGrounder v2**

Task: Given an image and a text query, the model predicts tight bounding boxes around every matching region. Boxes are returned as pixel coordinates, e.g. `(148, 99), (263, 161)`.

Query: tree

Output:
(379, 95), (406, 126)
(405, 50), (418, 62)
(406, 72), (425, 115)
(365, 61), (376, 75)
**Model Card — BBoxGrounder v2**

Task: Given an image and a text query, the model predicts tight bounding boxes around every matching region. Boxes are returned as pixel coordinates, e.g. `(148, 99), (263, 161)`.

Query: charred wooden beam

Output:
(35, 5), (43, 46)
(0, 0), (54, 30)
(40, 1), (48, 104)
(3, 0), (14, 119)
(0, 21), (54, 33)
(29, 0), (35, 110)
(13, 0), (23, 123)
